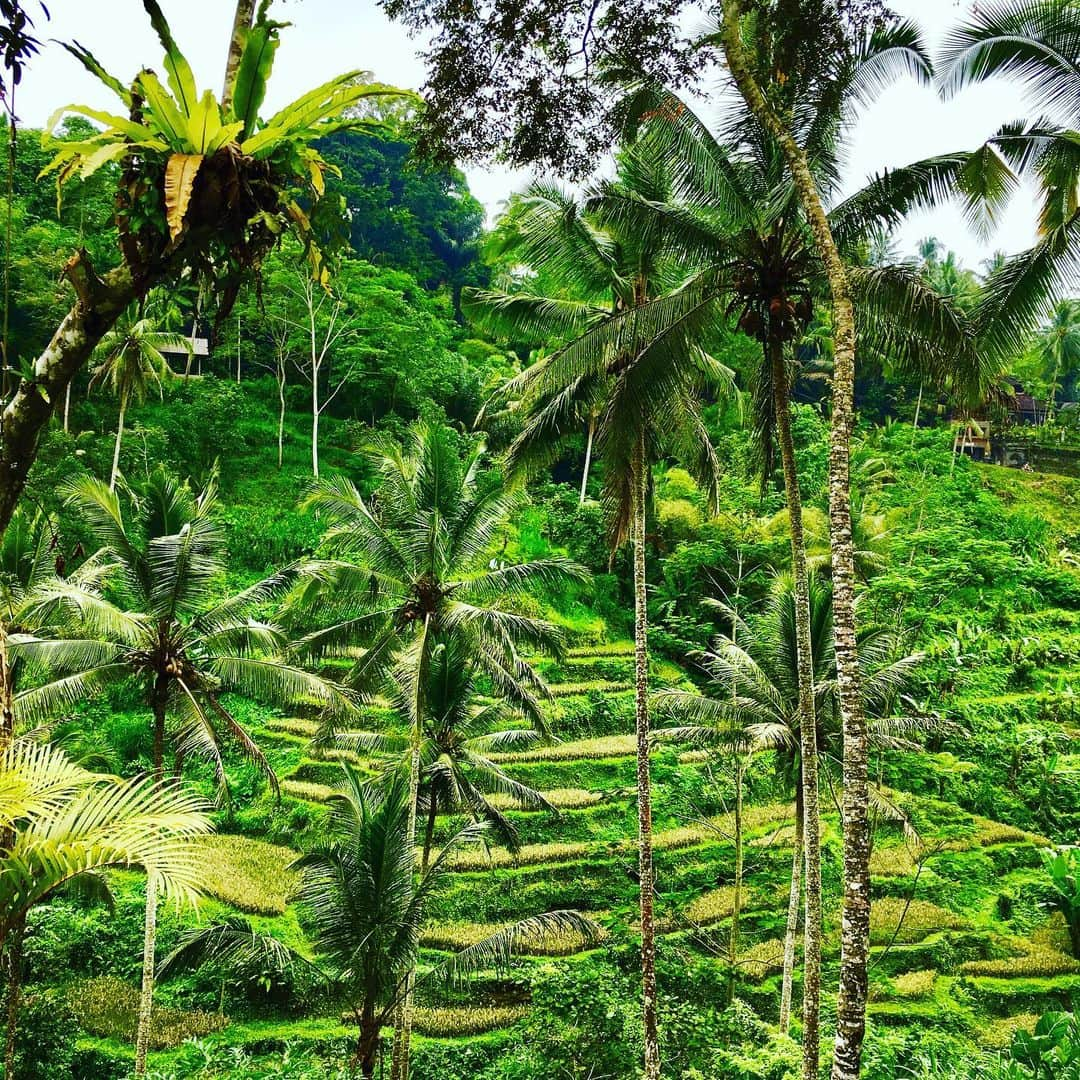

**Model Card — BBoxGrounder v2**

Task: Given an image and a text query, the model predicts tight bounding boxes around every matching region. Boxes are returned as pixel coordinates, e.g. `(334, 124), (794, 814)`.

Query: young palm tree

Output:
(16, 468), (355, 1075)
(656, 573), (925, 1031)
(471, 149), (733, 1080)
(89, 304), (193, 491)
(294, 418), (585, 1080)
(340, 635), (555, 872)
(292, 766), (597, 1079)
(0, 738), (210, 1075)
(1033, 300), (1080, 419)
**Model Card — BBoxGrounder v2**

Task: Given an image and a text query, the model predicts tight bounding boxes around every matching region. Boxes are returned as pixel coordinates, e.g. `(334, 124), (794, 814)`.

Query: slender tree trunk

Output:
(109, 398), (126, 491)
(63, 383), (72, 434)
(631, 432), (661, 1080)
(3, 915), (24, 1079)
(0, 634), (13, 744)
(727, 756), (744, 1006)
(135, 692), (167, 1077)
(390, 614), (430, 1080)
(311, 375), (320, 479)
(718, 12), (868, 1076)
(779, 786), (805, 1034)
(771, 338), (822, 1067)
(579, 413), (595, 505)
(221, 0), (257, 111)
(277, 374), (286, 470)
(911, 381), (922, 444)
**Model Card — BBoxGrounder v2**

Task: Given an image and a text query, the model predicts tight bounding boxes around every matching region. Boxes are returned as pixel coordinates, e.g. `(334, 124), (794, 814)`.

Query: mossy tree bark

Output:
(632, 431), (661, 1080)
(718, 6), (868, 1078)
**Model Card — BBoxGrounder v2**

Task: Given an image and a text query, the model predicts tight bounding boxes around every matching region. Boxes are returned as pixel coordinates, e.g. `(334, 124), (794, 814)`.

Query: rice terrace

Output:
(0, 0), (1078, 1077)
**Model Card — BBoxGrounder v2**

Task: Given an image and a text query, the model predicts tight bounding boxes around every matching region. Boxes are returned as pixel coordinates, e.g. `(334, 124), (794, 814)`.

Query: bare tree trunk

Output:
(772, 338), (822, 1066)
(632, 432), (660, 1080)
(221, 0), (257, 111)
(719, 11), (864, 1076)
(135, 692), (167, 1077)
(277, 372), (286, 470)
(390, 614), (430, 1080)
(63, 383), (71, 434)
(311, 376), (320, 479)
(579, 413), (595, 504)
(779, 788), (805, 1034)
(109, 398), (126, 491)
(910, 380), (923, 444)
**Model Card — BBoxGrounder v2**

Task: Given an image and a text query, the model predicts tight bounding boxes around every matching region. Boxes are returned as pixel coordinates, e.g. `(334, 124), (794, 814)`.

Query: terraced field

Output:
(72, 611), (1080, 1073)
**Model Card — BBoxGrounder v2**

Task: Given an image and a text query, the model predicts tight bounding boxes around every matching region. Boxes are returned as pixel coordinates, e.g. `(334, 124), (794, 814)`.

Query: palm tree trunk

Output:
(632, 432), (661, 1080)
(779, 786), (805, 1034)
(421, 795), (438, 875)
(3, 915), (24, 1079)
(63, 383), (71, 434)
(579, 413), (595, 504)
(390, 614), (431, 1080)
(109, 398), (126, 492)
(727, 756), (744, 1006)
(771, 338), (822, 1067)
(911, 380), (922, 444)
(718, 12), (868, 1076)
(221, 0), (257, 110)
(135, 692), (167, 1077)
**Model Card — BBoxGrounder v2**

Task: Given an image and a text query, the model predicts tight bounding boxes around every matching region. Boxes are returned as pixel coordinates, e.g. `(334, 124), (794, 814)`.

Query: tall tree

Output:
(474, 152), (731, 1080)
(295, 418), (584, 1080)
(1032, 300), (1080, 418)
(0, 0), (409, 536)
(89, 302), (191, 489)
(16, 468), (355, 1075)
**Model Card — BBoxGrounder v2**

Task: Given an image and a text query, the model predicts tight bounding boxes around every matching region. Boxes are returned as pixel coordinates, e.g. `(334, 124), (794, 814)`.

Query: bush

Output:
(8, 990), (77, 1079)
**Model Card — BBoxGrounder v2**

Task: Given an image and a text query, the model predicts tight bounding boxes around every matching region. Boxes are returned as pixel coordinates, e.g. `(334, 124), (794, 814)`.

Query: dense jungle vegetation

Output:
(1, 1), (1080, 1078)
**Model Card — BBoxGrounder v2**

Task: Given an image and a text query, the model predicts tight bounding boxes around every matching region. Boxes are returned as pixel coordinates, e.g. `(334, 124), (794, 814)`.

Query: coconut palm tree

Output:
(0, 737), (210, 1075)
(15, 467), (355, 1075)
(89, 303), (192, 491)
(291, 766), (597, 1079)
(469, 149), (733, 1080)
(1032, 300), (1080, 420)
(656, 572), (925, 1033)
(339, 635), (555, 872)
(293, 418), (585, 1080)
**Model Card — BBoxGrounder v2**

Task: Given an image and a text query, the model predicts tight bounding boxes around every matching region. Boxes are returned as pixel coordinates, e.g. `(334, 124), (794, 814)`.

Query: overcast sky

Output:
(14, 0), (1041, 270)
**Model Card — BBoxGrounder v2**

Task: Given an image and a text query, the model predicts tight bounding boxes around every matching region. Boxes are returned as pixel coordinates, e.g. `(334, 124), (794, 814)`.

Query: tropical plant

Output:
(0, 0), (408, 539)
(1043, 848), (1080, 959)
(293, 417), (584, 1080)
(656, 573), (926, 1033)
(0, 738), (210, 1075)
(1031, 301), (1080, 420)
(15, 467), (355, 1074)
(88, 302), (191, 489)
(338, 634), (555, 871)
(468, 146), (733, 1080)
(290, 766), (598, 1078)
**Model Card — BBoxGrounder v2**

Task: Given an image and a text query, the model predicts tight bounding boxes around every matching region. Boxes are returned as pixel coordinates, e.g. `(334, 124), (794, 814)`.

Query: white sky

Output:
(14, 0), (1041, 269)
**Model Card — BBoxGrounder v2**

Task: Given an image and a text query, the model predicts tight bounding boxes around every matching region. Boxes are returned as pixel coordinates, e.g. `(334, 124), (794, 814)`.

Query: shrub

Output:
(8, 990), (77, 1079)
(68, 976), (228, 1050)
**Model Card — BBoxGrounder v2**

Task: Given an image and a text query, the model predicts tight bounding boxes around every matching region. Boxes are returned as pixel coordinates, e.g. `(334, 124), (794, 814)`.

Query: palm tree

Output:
(340, 635), (555, 873)
(89, 304), (192, 491)
(0, 738), (210, 1075)
(291, 766), (597, 1079)
(294, 418), (585, 1080)
(656, 573), (925, 1031)
(1032, 300), (1080, 420)
(469, 149), (733, 1080)
(16, 468), (355, 1075)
